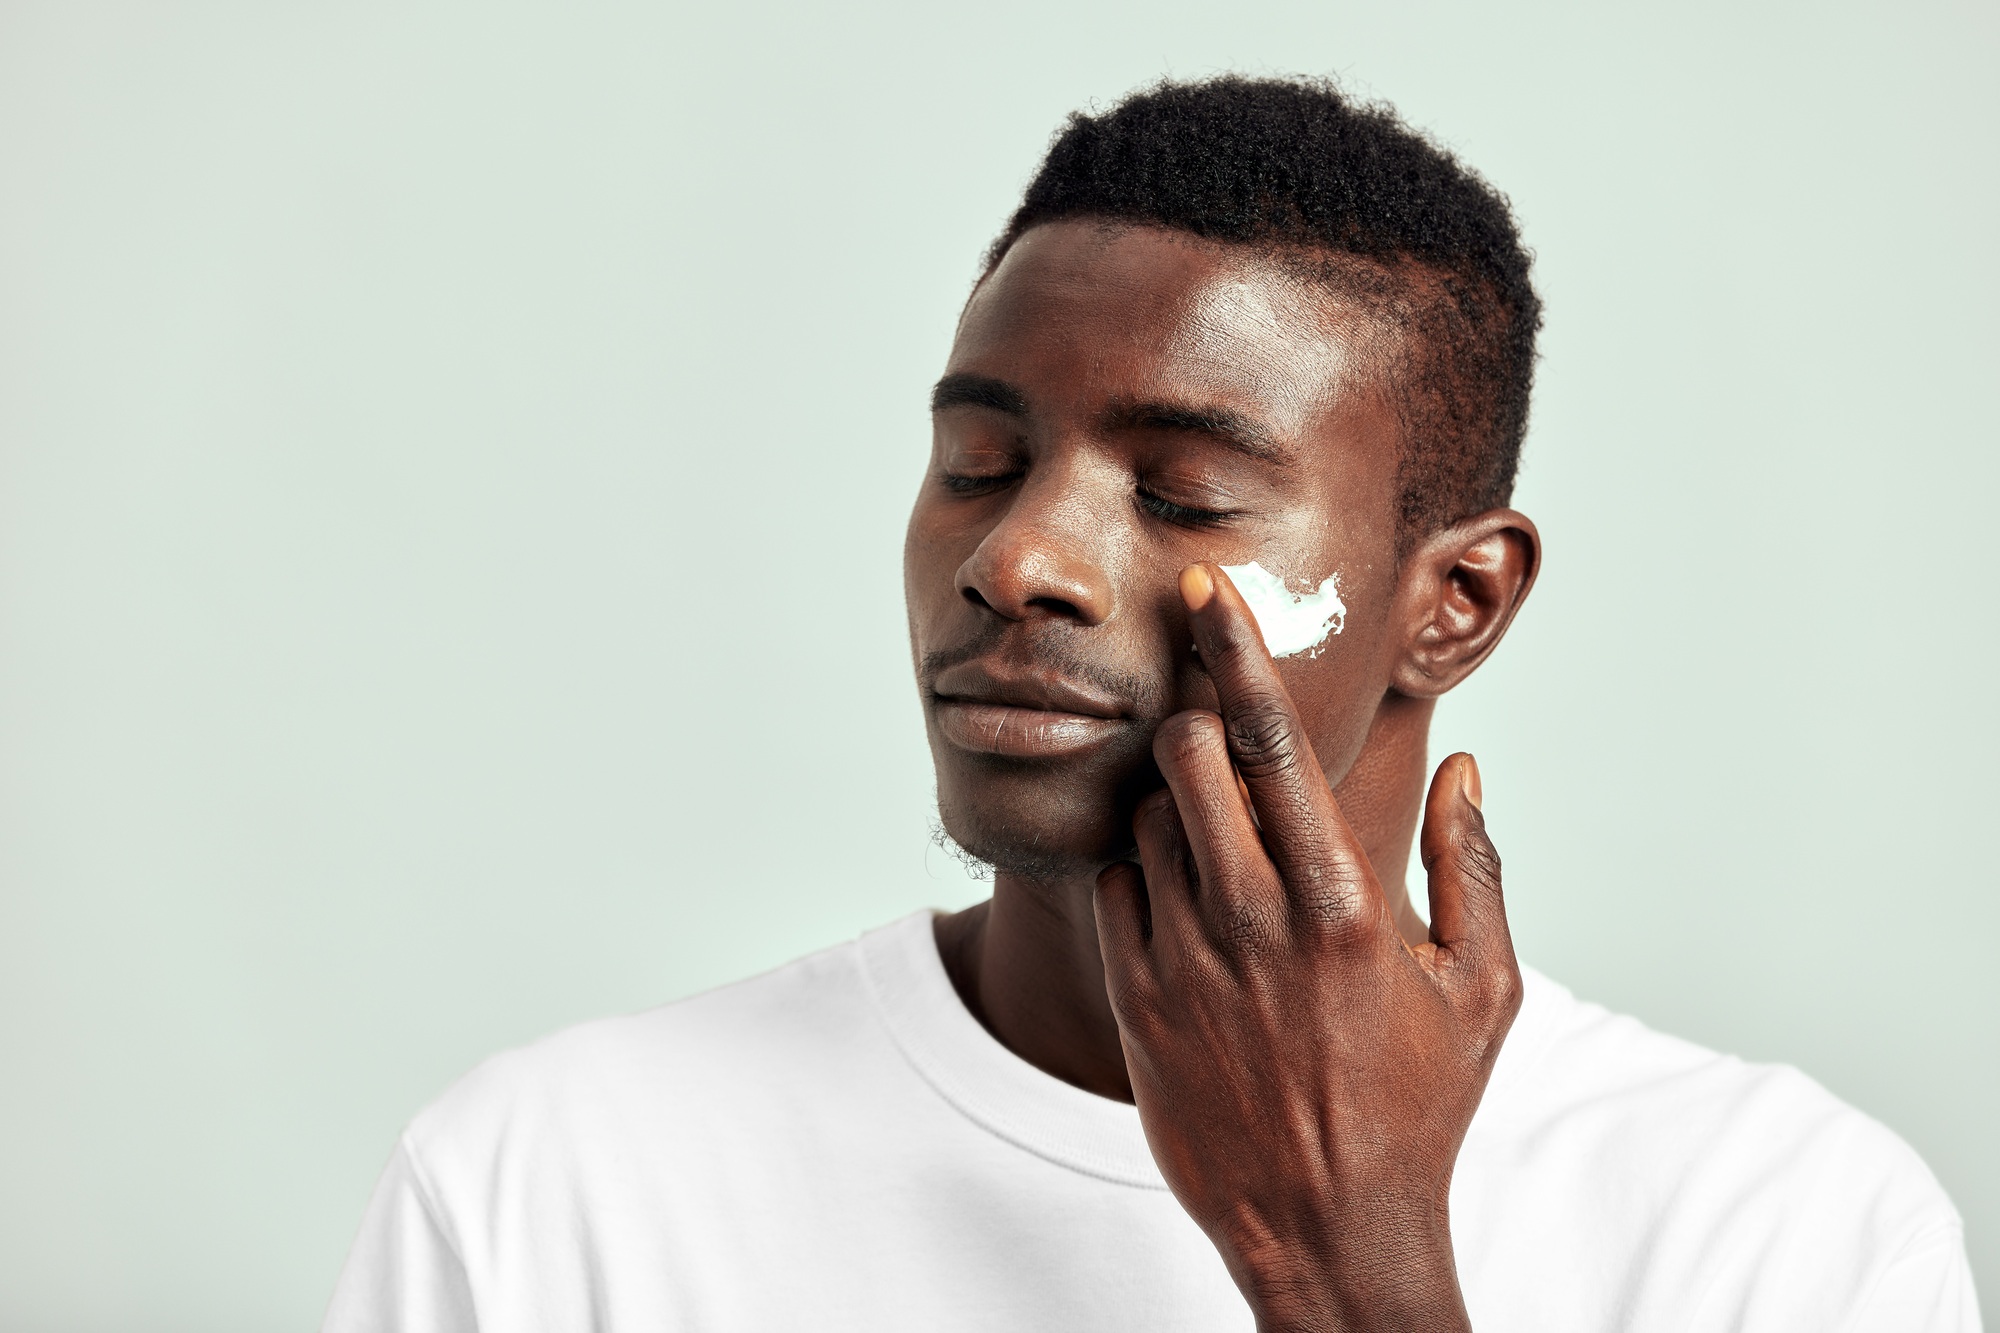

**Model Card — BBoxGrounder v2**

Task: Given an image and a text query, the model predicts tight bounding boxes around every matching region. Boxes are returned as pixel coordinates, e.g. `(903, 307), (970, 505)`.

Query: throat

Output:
(933, 880), (1136, 1103)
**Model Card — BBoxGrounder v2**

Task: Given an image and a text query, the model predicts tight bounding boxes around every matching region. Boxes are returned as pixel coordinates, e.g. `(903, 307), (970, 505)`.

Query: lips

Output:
(930, 661), (1132, 759)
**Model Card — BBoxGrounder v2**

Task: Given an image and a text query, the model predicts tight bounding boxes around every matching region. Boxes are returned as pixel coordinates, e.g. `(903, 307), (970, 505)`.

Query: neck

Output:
(935, 695), (1435, 1102)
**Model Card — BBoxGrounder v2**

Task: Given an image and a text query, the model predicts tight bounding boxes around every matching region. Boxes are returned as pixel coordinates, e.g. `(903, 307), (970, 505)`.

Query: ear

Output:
(1388, 508), (1541, 699)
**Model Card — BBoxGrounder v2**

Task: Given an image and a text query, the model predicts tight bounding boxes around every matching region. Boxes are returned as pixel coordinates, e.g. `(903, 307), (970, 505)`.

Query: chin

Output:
(933, 760), (1149, 883)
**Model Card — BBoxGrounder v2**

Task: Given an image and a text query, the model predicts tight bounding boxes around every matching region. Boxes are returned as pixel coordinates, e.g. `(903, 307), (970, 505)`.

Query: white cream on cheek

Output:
(1221, 561), (1347, 659)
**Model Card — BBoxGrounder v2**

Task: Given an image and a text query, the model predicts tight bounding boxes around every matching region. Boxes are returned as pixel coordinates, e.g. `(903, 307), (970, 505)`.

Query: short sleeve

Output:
(1845, 1225), (1982, 1333)
(322, 1138), (480, 1333)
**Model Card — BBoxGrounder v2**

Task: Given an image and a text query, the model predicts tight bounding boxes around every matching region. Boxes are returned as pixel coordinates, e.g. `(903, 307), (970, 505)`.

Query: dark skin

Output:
(906, 219), (1540, 1331)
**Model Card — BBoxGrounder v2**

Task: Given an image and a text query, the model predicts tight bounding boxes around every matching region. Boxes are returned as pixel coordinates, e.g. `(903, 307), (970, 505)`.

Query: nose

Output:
(955, 480), (1115, 626)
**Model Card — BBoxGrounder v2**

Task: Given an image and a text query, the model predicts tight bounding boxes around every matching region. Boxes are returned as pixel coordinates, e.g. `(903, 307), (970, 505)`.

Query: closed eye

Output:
(940, 470), (1021, 495)
(1138, 489), (1236, 528)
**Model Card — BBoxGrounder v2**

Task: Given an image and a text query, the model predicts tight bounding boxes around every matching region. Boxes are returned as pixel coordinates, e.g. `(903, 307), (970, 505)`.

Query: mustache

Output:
(919, 621), (1167, 719)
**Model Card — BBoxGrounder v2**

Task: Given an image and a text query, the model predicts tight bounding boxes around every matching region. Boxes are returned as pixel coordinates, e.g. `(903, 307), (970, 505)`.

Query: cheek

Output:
(904, 543), (953, 669)
(904, 496), (966, 603)
(1278, 638), (1377, 721)
(1287, 570), (1404, 758)
(1263, 652), (1381, 793)
(1245, 540), (1399, 761)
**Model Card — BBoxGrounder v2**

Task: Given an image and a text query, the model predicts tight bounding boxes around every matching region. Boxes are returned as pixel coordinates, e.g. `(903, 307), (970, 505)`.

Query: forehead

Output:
(948, 220), (1387, 439)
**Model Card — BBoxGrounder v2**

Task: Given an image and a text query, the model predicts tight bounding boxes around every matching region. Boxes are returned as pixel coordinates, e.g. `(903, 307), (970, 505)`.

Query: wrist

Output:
(1229, 1209), (1469, 1333)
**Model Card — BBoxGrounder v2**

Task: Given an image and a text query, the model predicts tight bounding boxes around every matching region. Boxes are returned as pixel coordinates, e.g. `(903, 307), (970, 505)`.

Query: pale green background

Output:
(1, 2), (1994, 1328)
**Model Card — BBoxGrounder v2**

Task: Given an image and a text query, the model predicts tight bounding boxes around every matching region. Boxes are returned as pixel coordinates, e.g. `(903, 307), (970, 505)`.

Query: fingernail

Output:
(1460, 753), (1483, 810)
(1180, 564), (1215, 611)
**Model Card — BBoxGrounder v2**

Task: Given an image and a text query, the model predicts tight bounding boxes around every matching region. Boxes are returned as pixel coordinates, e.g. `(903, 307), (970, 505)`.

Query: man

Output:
(325, 77), (1977, 1331)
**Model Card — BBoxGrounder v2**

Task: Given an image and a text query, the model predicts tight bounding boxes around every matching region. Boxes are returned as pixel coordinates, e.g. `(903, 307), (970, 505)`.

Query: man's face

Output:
(906, 220), (1409, 877)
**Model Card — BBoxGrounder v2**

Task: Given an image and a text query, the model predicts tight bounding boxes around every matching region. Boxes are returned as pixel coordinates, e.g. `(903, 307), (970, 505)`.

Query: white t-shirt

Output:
(324, 911), (1979, 1332)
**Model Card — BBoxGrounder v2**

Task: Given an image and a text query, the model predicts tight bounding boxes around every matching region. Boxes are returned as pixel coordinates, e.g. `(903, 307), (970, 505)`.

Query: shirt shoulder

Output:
(1498, 966), (1953, 1214)
(1461, 966), (1970, 1330)
(326, 935), (900, 1332)
(429, 932), (876, 1114)
(398, 929), (898, 1216)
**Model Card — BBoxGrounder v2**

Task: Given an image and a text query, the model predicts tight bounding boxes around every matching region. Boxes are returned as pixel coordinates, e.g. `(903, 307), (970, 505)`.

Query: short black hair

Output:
(988, 75), (1541, 546)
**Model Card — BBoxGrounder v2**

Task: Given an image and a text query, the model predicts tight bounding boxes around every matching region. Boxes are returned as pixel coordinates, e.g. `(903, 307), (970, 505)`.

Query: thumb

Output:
(1420, 753), (1511, 970)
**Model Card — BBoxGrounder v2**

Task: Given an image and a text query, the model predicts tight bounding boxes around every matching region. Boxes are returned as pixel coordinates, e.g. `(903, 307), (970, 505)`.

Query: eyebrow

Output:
(1098, 398), (1292, 465)
(929, 375), (1291, 466)
(930, 373), (1029, 417)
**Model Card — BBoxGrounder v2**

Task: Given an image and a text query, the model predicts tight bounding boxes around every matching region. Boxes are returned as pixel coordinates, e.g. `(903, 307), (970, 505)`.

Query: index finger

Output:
(1180, 561), (1383, 925)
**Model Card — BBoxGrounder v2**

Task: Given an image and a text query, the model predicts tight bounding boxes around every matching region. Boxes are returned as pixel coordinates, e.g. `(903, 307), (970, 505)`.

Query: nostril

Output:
(961, 586), (992, 609)
(1027, 595), (1082, 618)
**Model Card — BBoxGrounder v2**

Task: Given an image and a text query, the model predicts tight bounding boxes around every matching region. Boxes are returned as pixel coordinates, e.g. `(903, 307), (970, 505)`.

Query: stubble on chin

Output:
(931, 783), (1139, 886)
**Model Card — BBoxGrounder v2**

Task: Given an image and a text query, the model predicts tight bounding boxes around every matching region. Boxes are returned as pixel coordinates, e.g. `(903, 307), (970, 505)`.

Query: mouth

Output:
(929, 661), (1133, 760)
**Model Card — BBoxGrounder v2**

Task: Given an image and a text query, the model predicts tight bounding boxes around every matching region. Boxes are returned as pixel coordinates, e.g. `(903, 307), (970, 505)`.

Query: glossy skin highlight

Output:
(904, 220), (1540, 1332)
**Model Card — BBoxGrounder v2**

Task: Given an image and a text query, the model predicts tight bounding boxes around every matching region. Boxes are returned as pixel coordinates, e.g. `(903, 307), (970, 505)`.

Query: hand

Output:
(1093, 562), (1522, 1333)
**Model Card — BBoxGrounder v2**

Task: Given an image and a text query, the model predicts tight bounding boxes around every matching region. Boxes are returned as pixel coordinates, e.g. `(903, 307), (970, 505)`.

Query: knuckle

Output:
(1153, 710), (1225, 772)
(1291, 860), (1369, 934)
(1448, 826), (1503, 893)
(1462, 824), (1502, 872)
(1212, 893), (1283, 958)
(1477, 963), (1526, 1037)
(1108, 974), (1163, 1036)
(1461, 956), (1523, 1024)
(1221, 899), (1262, 950)
(1479, 945), (1521, 993)
(1223, 692), (1301, 776)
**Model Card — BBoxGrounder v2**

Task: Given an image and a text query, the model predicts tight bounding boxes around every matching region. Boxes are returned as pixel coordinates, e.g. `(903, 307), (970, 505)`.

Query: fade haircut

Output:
(986, 76), (1541, 547)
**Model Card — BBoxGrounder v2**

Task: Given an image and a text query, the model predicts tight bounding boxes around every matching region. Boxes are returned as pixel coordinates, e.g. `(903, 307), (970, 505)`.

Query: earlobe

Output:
(1389, 509), (1541, 699)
